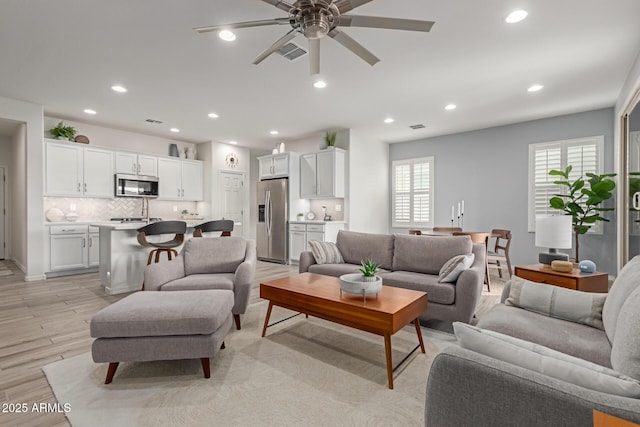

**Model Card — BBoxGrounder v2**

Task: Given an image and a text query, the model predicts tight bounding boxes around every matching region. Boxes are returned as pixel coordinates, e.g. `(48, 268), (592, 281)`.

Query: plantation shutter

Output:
(392, 157), (434, 228)
(528, 136), (604, 232)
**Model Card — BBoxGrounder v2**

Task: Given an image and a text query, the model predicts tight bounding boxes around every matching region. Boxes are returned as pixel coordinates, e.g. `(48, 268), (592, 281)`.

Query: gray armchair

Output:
(144, 237), (256, 330)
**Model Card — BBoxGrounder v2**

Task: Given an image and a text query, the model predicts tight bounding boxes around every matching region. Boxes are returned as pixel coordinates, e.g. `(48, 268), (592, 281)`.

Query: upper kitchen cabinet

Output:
(45, 141), (114, 198)
(115, 151), (158, 176)
(258, 153), (290, 180)
(300, 148), (345, 199)
(157, 157), (203, 201)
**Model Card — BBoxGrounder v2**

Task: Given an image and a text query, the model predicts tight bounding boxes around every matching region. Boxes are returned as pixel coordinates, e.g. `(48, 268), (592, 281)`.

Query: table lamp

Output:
(535, 215), (572, 265)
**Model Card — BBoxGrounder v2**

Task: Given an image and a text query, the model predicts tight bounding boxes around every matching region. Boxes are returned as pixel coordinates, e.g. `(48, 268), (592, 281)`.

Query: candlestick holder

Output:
(460, 213), (464, 230)
(457, 215), (461, 229)
(451, 218), (454, 228)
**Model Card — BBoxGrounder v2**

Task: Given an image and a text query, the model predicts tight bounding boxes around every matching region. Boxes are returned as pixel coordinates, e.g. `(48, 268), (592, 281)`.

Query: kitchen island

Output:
(91, 220), (203, 295)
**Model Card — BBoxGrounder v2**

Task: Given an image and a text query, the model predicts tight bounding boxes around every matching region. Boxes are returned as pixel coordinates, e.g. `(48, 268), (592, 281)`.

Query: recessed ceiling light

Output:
(313, 80), (327, 89)
(208, 112), (219, 118)
(528, 84), (544, 92)
(111, 85), (127, 93)
(270, 130), (279, 135)
(170, 128), (180, 133)
(84, 109), (97, 115)
(218, 30), (236, 42)
(229, 140), (238, 145)
(384, 117), (394, 124)
(445, 104), (457, 111)
(505, 10), (528, 23)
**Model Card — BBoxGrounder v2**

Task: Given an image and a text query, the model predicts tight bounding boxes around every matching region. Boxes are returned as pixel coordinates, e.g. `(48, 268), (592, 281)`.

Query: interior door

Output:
(219, 171), (244, 237)
(628, 128), (640, 260)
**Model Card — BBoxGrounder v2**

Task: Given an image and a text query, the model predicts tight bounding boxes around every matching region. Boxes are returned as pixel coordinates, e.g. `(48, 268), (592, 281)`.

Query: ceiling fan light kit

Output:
(195, 0), (435, 76)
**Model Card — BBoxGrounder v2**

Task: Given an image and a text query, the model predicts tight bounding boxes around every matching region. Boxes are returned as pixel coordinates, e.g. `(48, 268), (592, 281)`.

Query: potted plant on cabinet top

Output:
(49, 121), (77, 141)
(548, 165), (616, 261)
(325, 131), (336, 148)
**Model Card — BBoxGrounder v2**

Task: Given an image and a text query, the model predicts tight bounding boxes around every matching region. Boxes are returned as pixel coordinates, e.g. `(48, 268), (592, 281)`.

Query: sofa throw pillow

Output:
(438, 253), (474, 283)
(453, 322), (640, 398)
(505, 276), (606, 330)
(308, 241), (344, 265)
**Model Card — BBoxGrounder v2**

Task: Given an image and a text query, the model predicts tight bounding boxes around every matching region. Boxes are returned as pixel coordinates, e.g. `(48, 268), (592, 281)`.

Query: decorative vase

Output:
(579, 260), (597, 273)
(169, 143), (179, 157)
(278, 142), (285, 153)
(362, 275), (377, 282)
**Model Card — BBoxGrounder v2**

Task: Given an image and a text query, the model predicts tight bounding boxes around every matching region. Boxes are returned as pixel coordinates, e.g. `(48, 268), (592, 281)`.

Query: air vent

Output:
(409, 124), (426, 130)
(145, 119), (163, 124)
(277, 42), (307, 61)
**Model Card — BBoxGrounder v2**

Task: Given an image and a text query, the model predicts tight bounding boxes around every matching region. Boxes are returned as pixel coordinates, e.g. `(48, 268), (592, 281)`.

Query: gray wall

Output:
(389, 108), (616, 274)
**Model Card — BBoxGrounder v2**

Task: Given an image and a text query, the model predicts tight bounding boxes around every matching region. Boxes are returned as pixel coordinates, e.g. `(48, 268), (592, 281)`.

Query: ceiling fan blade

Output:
(338, 15), (435, 32)
(333, 0), (374, 14)
(252, 29), (299, 65)
(260, 0), (294, 12)
(309, 38), (320, 75)
(194, 18), (290, 34)
(328, 29), (379, 66)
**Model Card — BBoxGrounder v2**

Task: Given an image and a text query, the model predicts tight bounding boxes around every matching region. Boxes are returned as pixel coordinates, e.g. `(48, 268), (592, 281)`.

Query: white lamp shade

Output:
(535, 215), (572, 249)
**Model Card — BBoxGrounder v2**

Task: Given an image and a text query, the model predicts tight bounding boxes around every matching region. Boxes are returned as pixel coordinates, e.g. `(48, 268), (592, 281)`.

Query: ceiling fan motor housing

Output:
(290, 1), (339, 39)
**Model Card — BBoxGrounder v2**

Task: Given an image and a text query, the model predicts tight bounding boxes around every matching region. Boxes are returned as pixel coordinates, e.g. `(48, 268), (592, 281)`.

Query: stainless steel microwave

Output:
(115, 174), (159, 198)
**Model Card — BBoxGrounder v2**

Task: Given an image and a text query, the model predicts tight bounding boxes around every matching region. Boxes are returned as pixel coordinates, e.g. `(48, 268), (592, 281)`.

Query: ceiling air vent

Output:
(277, 42), (307, 61)
(409, 124), (426, 130)
(145, 119), (163, 124)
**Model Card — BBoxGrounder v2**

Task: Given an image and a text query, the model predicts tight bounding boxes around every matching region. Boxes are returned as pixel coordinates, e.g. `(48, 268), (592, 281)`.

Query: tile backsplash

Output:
(44, 197), (198, 221)
(309, 199), (344, 221)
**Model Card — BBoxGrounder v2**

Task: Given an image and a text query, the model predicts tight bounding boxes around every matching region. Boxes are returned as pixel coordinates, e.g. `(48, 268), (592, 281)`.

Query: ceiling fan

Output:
(194, 0), (435, 75)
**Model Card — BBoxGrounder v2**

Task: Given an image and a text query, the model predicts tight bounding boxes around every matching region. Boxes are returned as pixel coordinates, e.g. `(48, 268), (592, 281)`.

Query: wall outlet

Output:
(173, 205), (178, 212)
(335, 204), (341, 212)
(69, 203), (76, 211)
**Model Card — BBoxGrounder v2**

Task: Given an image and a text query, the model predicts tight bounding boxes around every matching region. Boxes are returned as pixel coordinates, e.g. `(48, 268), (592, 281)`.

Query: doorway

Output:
(219, 171), (245, 237)
(622, 90), (640, 265)
(0, 166), (4, 259)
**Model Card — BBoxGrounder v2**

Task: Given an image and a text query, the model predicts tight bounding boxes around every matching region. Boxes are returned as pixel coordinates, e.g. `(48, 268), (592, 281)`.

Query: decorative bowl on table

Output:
(339, 273), (383, 296)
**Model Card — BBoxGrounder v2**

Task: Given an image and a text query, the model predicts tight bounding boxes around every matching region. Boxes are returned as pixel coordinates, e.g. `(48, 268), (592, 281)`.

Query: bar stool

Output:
(193, 219), (234, 237)
(137, 221), (187, 266)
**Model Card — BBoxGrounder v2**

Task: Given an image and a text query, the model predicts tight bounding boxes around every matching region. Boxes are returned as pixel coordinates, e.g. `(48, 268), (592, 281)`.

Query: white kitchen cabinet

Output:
(49, 225), (90, 271)
(88, 228), (100, 267)
(45, 141), (114, 198)
(299, 148), (346, 198)
(258, 153), (290, 179)
(115, 152), (158, 176)
(288, 222), (346, 263)
(158, 157), (203, 201)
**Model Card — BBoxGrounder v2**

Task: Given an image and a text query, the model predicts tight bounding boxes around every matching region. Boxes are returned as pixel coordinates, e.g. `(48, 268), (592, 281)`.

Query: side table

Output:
(514, 264), (609, 293)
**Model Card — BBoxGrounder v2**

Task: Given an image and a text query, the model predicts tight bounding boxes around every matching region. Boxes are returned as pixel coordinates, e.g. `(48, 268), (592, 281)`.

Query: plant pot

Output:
(339, 273), (382, 295)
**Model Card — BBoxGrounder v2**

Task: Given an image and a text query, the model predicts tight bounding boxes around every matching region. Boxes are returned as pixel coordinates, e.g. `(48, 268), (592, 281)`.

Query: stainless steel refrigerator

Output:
(257, 178), (288, 263)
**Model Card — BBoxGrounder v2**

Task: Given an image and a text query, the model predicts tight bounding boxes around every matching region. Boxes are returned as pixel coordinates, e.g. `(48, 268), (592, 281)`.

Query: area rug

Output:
(43, 301), (457, 427)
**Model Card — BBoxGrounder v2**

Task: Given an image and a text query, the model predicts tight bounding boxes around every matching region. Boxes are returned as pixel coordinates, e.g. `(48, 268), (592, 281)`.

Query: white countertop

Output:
(289, 220), (347, 224)
(44, 219), (209, 229)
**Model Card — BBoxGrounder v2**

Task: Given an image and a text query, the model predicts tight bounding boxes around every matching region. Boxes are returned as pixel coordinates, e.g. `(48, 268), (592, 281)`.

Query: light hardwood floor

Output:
(0, 260), (504, 427)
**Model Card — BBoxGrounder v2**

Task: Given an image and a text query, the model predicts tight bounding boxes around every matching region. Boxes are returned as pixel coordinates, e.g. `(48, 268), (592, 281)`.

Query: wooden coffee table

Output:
(260, 272), (429, 389)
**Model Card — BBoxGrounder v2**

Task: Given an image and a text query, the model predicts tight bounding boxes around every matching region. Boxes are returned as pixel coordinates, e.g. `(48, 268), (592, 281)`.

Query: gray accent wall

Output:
(389, 108), (616, 274)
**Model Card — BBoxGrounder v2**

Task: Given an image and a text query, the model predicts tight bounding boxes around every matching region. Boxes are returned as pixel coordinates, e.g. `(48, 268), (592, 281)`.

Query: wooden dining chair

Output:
(433, 227), (462, 232)
(487, 229), (513, 279)
(452, 231), (491, 291)
(408, 229), (422, 235)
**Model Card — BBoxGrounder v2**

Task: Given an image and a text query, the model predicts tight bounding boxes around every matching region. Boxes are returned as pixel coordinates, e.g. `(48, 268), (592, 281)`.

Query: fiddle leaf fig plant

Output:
(548, 165), (616, 261)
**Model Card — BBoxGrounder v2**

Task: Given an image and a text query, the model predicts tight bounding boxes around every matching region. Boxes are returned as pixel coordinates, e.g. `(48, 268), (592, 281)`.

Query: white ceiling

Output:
(1, 1), (639, 149)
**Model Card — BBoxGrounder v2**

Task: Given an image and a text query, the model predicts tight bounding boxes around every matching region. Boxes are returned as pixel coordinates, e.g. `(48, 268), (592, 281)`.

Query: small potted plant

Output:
(49, 121), (77, 141)
(181, 209), (189, 219)
(325, 131), (336, 148)
(359, 258), (380, 282)
(296, 212), (304, 220)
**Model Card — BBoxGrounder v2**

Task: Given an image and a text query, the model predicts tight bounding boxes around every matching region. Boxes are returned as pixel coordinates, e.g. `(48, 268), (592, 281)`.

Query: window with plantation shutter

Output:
(528, 136), (604, 232)
(392, 157), (434, 228)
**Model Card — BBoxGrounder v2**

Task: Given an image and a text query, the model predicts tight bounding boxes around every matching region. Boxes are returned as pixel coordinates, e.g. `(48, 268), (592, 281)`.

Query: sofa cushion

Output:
(308, 240), (344, 265)
(336, 230), (395, 270)
(505, 276), (606, 330)
(379, 271), (455, 304)
(439, 253), (475, 283)
(308, 263), (361, 277)
(184, 237), (247, 275)
(90, 290), (234, 338)
(453, 322), (640, 398)
(477, 303), (612, 367)
(611, 286), (640, 381)
(160, 273), (235, 291)
(392, 235), (472, 275)
(603, 255), (640, 343)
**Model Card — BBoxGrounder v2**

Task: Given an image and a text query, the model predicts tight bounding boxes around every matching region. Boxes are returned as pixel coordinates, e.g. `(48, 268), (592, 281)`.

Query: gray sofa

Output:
(144, 236), (256, 330)
(424, 255), (640, 426)
(299, 230), (486, 323)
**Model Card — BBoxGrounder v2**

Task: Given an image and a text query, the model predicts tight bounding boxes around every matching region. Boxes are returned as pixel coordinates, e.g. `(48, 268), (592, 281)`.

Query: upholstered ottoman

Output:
(90, 290), (233, 384)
